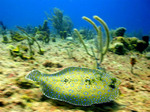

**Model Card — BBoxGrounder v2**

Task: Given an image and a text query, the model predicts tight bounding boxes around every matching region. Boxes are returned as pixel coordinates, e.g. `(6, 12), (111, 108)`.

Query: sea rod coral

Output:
(74, 15), (110, 69)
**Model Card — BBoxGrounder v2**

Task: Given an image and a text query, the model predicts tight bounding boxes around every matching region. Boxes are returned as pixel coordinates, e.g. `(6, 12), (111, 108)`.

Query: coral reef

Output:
(109, 42), (126, 55)
(0, 21), (7, 35)
(109, 36), (149, 54)
(9, 44), (35, 60)
(35, 20), (50, 44)
(40, 20), (50, 34)
(115, 27), (126, 37)
(51, 37), (56, 42)
(59, 30), (67, 39)
(79, 28), (95, 40)
(136, 40), (147, 53)
(137, 36), (149, 53)
(109, 27), (126, 38)
(74, 15), (110, 68)
(24, 25), (36, 35)
(145, 52), (150, 59)
(2, 35), (11, 43)
(0, 21), (11, 43)
(10, 31), (28, 42)
(8, 26), (45, 60)
(46, 8), (73, 37)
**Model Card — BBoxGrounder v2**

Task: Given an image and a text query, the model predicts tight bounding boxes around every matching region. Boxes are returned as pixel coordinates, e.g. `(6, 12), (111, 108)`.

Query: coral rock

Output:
(43, 61), (63, 68)
(115, 27), (126, 37)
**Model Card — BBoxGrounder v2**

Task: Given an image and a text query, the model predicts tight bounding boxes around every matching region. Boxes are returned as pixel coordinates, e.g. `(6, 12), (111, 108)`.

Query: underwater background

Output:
(1, 0), (150, 34)
(0, 0), (150, 112)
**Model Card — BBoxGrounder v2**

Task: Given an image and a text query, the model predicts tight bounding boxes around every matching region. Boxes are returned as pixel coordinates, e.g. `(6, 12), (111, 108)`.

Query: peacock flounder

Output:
(26, 67), (121, 106)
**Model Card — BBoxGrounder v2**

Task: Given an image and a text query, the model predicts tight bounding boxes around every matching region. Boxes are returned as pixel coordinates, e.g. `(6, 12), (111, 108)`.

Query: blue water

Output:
(0, 0), (150, 35)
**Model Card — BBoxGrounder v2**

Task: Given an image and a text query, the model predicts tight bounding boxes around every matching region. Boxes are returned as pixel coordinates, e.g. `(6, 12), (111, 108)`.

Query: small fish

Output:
(26, 67), (121, 106)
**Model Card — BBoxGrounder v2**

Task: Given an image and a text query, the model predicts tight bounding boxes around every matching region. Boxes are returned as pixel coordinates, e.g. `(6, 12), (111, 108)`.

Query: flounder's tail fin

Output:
(25, 70), (42, 82)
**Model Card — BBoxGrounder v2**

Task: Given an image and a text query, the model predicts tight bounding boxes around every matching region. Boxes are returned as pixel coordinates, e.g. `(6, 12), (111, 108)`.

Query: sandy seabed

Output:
(0, 38), (150, 112)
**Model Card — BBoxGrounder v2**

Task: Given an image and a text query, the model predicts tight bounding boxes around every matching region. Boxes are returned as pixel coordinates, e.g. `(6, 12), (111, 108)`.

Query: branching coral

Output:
(74, 16), (110, 69)
(78, 28), (95, 40)
(10, 31), (28, 42)
(46, 8), (73, 37)
(17, 26), (45, 56)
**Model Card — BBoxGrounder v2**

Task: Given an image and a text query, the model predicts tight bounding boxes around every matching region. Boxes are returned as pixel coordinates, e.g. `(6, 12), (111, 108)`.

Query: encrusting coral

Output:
(109, 36), (149, 54)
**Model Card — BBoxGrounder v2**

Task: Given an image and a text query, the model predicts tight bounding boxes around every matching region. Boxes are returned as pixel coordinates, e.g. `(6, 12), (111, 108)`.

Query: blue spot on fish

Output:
(69, 89), (74, 93)
(83, 91), (89, 95)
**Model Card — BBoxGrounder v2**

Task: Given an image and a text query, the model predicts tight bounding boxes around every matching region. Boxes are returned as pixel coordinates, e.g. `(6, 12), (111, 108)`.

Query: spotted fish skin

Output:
(26, 67), (121, 106)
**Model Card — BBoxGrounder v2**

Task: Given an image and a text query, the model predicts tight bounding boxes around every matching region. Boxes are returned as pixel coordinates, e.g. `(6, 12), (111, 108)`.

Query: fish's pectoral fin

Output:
(25, 69), (43, 82)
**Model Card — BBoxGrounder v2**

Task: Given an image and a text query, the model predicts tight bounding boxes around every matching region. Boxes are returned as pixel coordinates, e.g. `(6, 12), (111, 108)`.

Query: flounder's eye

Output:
(85, 79), (92, 85)
(64, 79), (68, 82)
(111, 78), (117, 83)
(109, 78), (117, 89)
(109, 84), (115, 89)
